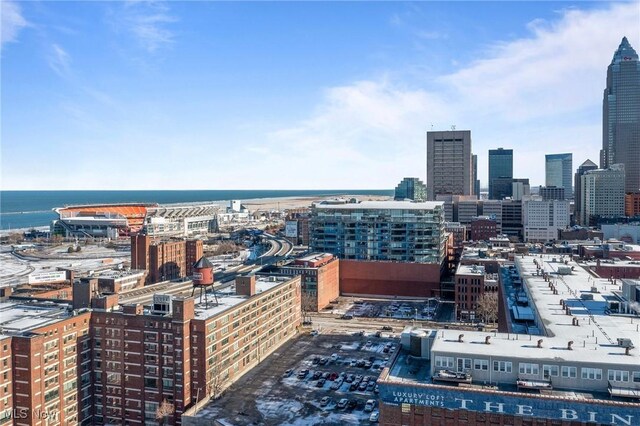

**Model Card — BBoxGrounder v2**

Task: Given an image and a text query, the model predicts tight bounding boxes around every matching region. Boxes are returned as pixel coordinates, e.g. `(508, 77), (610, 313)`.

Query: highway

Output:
(119, 233), (294, 306)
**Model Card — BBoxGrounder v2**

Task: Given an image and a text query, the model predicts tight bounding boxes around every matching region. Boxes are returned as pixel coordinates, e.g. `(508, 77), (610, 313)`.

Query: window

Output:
(474, 359), (489, 371)
(561, 366), (577, 378)
(519, 363), (539, 376)
(457, 358), (472, 372)
(581, 368), (602, 380)
(434, 356), (454, 369)
(608, 370), (629, 382)
(633, 372), (640, 383)
(543, 365), (559, 378)
(493, 361), (512, 373)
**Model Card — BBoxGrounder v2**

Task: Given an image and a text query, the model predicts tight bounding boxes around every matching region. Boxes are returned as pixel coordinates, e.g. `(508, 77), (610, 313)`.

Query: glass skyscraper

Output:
(601, 36), (640, 194)
(545, 153), (573, 199)
(488, 148), (513, 199)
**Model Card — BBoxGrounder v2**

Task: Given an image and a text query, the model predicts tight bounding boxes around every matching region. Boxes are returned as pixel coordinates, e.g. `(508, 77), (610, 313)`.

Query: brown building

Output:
(470, 216), (497, 241)
(625, 193), (640, 217)
(0, 274), (301, 426)
(275, 253), (339, 311)
(455, 264), (499, 321)
(131, 235), (203, 284)
(339, 260), (442, 298)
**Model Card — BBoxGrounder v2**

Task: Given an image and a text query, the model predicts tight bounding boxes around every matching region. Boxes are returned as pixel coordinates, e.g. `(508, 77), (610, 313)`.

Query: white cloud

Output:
(264, 2), (639, 189)
(1, 0), (28, 48)
(117, 1), (176, 53)
(48, 43), (71, 77)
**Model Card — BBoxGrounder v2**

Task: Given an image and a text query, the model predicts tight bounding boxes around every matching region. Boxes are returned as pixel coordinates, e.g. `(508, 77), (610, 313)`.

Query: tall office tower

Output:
(488, 148), (513, 199)
(523, 196), (570, 242)
(545, 153), (573, 199)
(394, 177), (427, 201)
(472, 154), (480, 199)
(427, 130), (473, 200)
(601, 37), (640, 193)
(579, 164), (626, 226)
(574, 159), (598, 223)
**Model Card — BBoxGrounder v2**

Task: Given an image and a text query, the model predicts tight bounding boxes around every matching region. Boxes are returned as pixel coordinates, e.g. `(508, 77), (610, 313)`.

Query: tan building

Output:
(131, 235), (203, 284)
(275, 253), (339, 311)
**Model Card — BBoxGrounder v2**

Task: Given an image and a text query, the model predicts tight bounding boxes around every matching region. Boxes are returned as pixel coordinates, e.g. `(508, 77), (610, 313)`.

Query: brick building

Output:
(454, 264), (498, 321)
(469, 216), (497, 241)
(0, 274), (301, 425)
(131, 235), (203, 284)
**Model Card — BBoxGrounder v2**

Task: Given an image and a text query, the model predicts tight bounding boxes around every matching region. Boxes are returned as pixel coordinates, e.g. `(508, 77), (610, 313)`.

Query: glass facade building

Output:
(488, 148), (513, 200)
(601, 37), (640, 194)
(545, 153), (573, 199)
(394, 177), (427, 202)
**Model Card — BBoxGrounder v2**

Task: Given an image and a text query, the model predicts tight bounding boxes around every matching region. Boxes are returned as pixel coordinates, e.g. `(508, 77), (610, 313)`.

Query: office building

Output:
(501, 200), (523, 240)
(378, 254), (640, 426)
(469, 216), (497, 241)
(545, 153), (573, 199)
(523, 196), (570, 242)
(625, 193), (640, 218)
(601, 37), (640, 194)
(490, 177), (513, 200)
(488, 148), (513, 200)
(394, 177), (427, 202)
(427, 130), (473, 200)
(579, 164), (626, 226)
(538, 186), (565, 201)
(574, 159), (599, 223)
(472, 155), (480, 199)
(511, 178), (530, 201)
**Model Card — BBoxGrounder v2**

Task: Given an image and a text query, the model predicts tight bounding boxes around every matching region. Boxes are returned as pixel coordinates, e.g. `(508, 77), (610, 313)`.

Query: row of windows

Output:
(434, 356), (640, 382)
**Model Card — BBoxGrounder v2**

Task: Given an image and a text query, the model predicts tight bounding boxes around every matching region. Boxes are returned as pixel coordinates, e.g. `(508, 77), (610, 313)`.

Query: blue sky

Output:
(2, 1), (638, 190)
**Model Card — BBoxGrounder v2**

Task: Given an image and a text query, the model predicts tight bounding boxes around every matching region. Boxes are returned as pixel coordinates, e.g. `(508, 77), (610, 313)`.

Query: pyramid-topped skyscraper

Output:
(601, 36), (640, 194)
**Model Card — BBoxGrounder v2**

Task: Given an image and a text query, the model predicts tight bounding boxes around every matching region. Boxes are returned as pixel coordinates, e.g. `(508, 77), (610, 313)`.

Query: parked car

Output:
(310, 329), (319, 336)
(312, 356), (320, 365)
(364, 399), (376, 412)
(365, 340), (372, 347)
(330, 379), (343, 390)
(341, 314), (353, 320)
(375, 331), (382, 338)
(382, 326), (393, 331)
(366, 382), (375, 392)
(316, 378), (326, 388)
(329, 372), (339, 381)
(283, 369), (293, 378)
(369, 410), (380, 422)
(356, 360), (365, 368)
(350, 359), (357, 367)
(330, 353), (339, 362)
(297, 369), (309, 379)
(337, 398), (348, 409)
(349, 382), (358, 392)
(345, 374), (355, 383)
(364, 361), (373, 369)
(319, 357), (328, 365)
(347, 399), (357, 410)
(320, 396), (331, 407)
(358, 382), (368, 391)
(374, 385), (379, 394)
(322, 372), (330, 380)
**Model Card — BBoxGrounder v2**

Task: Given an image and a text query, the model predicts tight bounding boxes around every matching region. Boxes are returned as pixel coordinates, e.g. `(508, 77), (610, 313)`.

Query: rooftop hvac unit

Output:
(617, 338), (634, 348)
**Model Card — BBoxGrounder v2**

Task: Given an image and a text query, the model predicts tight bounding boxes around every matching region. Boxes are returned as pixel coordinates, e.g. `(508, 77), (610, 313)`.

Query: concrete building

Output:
(377, 254), (640, 425)
(427, 130), (473, 200)
(579, 164), (626, 226)
(545, 153), (573, 199)
(538, 186), (565, 201)
(0, 274), (302, 425)
(511, 178), (530, 201)
(523, 196), (570, 242)
(394, 177), (427, 202)
(131, 235), (203, 284)
(488, 148), (513, 200)
(602, 223), (640, 244)
(574, 159), (599, 223)
(601, 37), (640, 194)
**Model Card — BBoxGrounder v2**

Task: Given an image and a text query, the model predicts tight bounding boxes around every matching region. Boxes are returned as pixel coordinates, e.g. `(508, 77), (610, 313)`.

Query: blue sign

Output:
(379, 383), (640, 425)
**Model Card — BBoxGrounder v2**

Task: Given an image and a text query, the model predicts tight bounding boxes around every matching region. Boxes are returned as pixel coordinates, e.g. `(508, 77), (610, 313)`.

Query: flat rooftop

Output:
(0, 300), (74, 335)
(456, 264), (485, 276)
(95, 269), (146, 279)
(313, 200), (444, 210)
(297, 253), (333, 263)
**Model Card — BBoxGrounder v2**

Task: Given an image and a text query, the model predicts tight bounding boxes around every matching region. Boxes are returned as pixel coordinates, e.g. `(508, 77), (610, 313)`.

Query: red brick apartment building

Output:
(0, 274), (301, 425)
(276, 253), (339, 310)
(131, 235), (203, 284)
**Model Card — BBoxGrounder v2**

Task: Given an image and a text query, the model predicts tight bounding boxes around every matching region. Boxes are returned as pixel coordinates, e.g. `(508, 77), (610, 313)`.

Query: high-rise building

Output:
(601, 37), (640, 194)
(426, 130), (473, 200)
(131, 235), (203, 284)
(574, 159), (599, 223)
(579, 164), (626, 226)
(523, 196), (570, 242)
(545, 153), (573, 199)
(488, 148), (513, 199)
(538, 186), (565, 201)
(394, 177), (427, 201)
(472, 154), (480, 199)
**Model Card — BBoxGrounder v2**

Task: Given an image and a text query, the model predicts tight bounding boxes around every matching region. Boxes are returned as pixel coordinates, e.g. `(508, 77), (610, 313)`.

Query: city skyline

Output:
(2, 1), (639, 190)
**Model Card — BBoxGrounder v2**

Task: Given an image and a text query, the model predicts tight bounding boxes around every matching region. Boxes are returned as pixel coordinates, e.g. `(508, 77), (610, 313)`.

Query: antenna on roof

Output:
(451, 125), (456, 131)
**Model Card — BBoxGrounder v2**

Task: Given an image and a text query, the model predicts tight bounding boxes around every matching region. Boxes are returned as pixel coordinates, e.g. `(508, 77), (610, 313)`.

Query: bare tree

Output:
(301, 291), (317, 324)
(206, 356), (227, 400)
(155, 399), (175, 426)
(476, 292), (499, 324)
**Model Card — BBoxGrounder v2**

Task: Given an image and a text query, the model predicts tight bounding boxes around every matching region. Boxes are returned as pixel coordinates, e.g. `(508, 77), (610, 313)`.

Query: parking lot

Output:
(328, 298), (449, 321)
(191, 332), (398, 425)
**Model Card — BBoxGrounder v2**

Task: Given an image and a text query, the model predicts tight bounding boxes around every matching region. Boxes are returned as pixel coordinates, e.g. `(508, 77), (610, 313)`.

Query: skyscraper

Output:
(574, 159), (598, 223)
(601, 37), (640, 194)
(545, 153), (573, 199)
(579, 164), (626, 226)
(472, 154), (480, 199)
(488, 148), (513, 199)
(394, 177), (427, 201)
(427, 130), (473, 200)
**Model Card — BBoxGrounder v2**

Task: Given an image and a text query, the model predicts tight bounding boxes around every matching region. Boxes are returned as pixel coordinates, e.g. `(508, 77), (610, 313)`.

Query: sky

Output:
(1, 1), (639, 190)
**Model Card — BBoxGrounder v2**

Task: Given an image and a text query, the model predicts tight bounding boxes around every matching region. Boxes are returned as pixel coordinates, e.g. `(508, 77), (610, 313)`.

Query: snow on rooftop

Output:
(314, 200), (444, 210)
(193, 279), (283, 319)
(0, 300), (72, 334)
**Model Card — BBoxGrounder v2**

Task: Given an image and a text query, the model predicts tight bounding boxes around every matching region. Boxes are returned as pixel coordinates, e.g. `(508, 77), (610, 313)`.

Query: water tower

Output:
(191, 256), (218, 307)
